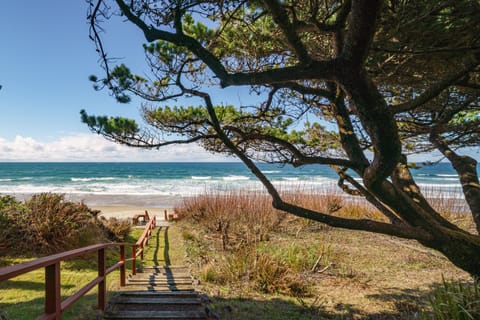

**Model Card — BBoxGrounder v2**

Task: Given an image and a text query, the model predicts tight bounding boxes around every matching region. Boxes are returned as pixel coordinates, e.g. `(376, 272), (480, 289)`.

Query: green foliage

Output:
(449, 111), (480, 126)
(421, 279), (480, 320)
(80, 109), (139, 137)
(86, 0), (480, 161)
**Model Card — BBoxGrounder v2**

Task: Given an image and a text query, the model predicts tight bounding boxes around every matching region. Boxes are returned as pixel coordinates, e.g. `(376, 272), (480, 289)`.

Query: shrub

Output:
(96, 217), (131, 242)
(0, 193), (130, 256)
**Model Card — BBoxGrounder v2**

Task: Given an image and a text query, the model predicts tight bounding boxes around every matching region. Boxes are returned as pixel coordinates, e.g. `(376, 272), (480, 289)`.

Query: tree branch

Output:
(332, 165), (404, 225)
(115, 0), (228, 80)
(183, 88), (431, 242)
(393, 57), (480, 114)
(275, 201), (431, 241)
(341, 0), (381, 67)
(114, 0), (338, 88)
(262, 0), (311, 64)
(223, 127), (360, 168)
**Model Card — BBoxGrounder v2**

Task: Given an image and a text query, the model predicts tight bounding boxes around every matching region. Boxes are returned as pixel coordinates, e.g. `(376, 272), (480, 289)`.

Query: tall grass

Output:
(176, 189), (286, 250)
(421, 278), (480, 319)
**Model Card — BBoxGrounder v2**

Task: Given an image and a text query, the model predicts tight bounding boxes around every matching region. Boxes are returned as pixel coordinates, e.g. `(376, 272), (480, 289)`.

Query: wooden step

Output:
(141, 266), (189, 270)
(121, 285), (195, 292)
(139, 266), (189, 272)
(105, 264), (209, 319)
(117, 291), (199, 298)
(103, 310), (208, 319)
(129, 270), (190, 277)
(111, 297), (202, 305)
(129, 274), (192, 280)
(127, 279), (193, 285)
(108, 300), (203, 312)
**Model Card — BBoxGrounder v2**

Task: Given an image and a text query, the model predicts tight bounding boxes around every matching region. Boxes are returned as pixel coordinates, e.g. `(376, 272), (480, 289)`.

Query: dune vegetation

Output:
(175, 189), (479, 319)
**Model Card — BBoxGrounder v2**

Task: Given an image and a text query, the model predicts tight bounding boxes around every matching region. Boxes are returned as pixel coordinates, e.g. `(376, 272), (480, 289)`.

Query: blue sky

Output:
(0, 1), (140, 140)
(0, 1), (477, 162)
(0, 1), (232, 161)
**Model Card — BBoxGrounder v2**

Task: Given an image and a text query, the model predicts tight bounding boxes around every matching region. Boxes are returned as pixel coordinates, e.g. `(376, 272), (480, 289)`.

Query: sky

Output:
(0, 1), (232, 162)
(0, 1), (477, 162)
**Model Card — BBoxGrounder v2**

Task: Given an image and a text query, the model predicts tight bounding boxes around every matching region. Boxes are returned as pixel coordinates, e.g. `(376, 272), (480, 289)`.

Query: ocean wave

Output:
(263, 170), (281, 174)
(282, 177), (299, 181)
(416, 177), (459, 182)
(1, 177), (34, 182)
(191, 176), (212, 180)
(223, 175), (250, 181)
(417, 173), (458, 178)
(418, 183), (462, 189)
(71, 177), (116, 182)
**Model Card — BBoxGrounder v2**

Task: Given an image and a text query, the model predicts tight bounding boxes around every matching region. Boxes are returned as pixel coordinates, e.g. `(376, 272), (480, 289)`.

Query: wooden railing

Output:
(132, 215), (156, 275)
(0, 215), (157, 320)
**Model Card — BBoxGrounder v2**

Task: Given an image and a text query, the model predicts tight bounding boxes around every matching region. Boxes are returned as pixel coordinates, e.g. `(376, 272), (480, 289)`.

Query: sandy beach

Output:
(5, 193), (184, 220)
(92, 205), (173, 220)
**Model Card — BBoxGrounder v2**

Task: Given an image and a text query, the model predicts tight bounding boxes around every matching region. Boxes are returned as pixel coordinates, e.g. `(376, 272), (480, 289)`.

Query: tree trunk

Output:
(371, 180), (480, 278)
(419, 227), (480, 278)
(430, 134), (480, 234)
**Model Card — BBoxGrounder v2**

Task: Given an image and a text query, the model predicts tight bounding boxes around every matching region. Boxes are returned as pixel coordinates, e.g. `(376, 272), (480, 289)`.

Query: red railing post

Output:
(98, 248), (106, 311)
(45, 262), (61, 320)
(132, 244), (137, 275)
(120, 245), (126, 287)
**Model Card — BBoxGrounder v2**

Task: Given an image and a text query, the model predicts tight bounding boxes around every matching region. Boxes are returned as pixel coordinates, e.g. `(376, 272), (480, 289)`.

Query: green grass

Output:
(421, 278), (480, 320)
(0, 257), (103, 320)
(129, 225), (186, 268)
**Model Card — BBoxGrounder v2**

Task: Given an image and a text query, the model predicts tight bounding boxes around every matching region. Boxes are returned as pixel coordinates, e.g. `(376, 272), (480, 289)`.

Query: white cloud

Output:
(2, 134), (476, 163)
(0, 134), (232, 162)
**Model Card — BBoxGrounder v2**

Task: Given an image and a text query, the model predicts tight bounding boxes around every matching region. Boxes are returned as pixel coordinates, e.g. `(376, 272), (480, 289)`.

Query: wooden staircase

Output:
(104, 266), (213, 319)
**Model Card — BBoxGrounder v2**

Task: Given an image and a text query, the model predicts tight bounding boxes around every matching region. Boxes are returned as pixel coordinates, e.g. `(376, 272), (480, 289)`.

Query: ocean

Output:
(0, 162), (472, 207)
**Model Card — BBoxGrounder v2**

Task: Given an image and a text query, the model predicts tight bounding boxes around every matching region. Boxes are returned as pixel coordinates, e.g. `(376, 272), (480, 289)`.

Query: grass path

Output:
(135, 223), (186, 269)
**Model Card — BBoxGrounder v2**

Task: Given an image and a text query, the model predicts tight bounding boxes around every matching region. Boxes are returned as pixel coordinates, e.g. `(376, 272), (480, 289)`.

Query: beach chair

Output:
(132, 210), (150, 225)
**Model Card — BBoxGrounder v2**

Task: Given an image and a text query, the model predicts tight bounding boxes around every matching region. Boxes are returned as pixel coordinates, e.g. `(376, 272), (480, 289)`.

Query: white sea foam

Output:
(263, 170), (281, 174)
(418, 183), (462, 189)
(0, 171), (464, 200)
(417, 177), (459, 181)
(282, 177), (299, 181)
(223, 175), (250, 181)
(191, 176), (212, 180)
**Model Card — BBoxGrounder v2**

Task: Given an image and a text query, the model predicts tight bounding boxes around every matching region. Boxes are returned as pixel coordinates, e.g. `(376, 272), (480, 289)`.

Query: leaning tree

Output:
(82, 0), (480, 276)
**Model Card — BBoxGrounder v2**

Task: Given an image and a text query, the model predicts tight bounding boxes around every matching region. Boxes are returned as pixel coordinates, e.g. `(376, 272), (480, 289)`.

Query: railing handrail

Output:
(0, 242), (120, 282)
(0, 214), (157, 320)
(136, 215), (156, 246)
